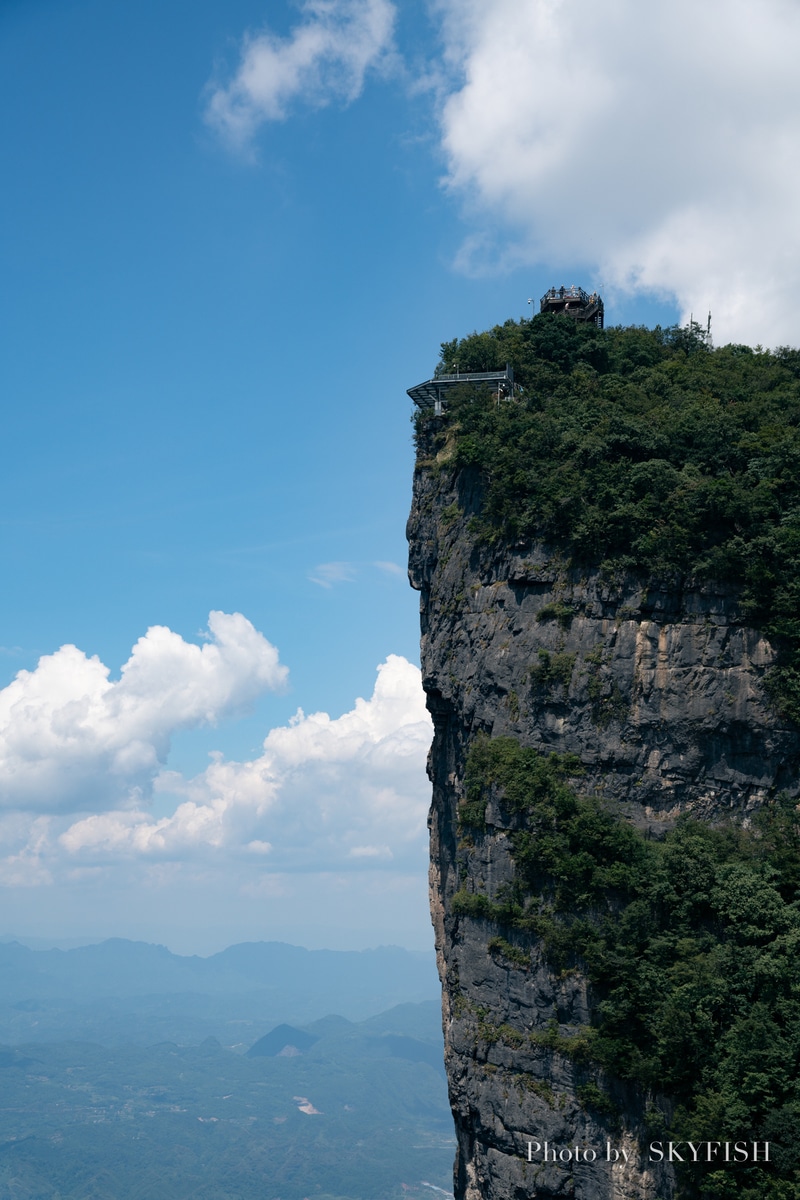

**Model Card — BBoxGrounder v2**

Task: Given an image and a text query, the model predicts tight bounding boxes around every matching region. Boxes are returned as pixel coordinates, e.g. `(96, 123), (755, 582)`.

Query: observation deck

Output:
(540, 285), (604, 328)
(407, 366), (514, 415)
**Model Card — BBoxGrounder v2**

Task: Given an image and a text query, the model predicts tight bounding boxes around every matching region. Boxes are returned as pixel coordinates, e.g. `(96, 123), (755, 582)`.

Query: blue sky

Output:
(1, 0), (796, 953)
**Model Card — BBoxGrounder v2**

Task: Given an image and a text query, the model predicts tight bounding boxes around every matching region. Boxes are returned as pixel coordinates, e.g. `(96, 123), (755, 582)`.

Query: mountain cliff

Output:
(407, 317), (800, 1200)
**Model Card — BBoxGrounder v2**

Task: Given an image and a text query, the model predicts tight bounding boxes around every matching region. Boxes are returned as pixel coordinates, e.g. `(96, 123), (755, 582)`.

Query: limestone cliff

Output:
(407, 427), (800, 1200)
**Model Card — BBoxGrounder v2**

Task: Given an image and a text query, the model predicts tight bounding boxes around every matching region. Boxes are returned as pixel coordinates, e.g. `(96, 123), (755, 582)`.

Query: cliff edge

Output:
(407, 318), (800, 1200)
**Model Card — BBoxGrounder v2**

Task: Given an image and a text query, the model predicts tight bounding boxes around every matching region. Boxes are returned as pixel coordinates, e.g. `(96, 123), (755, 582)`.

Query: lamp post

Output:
(527, 298), (533, 322)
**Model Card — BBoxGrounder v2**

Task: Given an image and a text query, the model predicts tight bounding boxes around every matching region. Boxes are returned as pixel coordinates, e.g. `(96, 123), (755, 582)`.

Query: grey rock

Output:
(407, 446), (800, 1200)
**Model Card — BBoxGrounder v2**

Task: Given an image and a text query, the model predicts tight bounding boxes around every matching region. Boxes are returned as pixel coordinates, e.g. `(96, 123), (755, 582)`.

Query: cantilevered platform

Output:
(540, 285), (604, 327)
(407, 366), (514, 414)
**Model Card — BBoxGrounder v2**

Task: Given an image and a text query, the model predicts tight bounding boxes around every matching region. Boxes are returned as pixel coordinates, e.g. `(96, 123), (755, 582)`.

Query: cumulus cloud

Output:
(0, 612), (287, 814)
(434, 0), (800, 343)
(0, 652), (431, 893)
(59, 655), (432, 873)
(206, 0), (396, 147)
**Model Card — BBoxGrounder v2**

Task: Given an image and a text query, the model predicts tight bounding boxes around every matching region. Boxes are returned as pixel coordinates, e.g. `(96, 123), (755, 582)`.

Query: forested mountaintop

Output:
(417, 315), (800, 722)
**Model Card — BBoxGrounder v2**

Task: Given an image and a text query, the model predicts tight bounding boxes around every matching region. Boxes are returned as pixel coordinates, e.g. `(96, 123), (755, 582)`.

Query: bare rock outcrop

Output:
(408, 443), (800, 1200)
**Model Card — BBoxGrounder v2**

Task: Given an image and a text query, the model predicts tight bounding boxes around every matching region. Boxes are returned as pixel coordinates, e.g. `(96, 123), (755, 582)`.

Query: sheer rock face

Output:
(407, 446), (800, 1200)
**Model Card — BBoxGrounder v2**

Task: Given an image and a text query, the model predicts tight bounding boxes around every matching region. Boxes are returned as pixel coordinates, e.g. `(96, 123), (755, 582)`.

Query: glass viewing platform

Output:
(407, 366), (514, 414)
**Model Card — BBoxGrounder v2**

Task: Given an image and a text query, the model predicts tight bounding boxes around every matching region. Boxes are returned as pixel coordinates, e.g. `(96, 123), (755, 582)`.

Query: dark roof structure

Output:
(407, 366), (514, 413)
(540, 285), (604, 327)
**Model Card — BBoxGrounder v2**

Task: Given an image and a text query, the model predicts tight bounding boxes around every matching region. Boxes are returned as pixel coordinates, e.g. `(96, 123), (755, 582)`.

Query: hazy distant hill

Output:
(0, 940), (439, 1046)
(248, 1023), (319, 1057)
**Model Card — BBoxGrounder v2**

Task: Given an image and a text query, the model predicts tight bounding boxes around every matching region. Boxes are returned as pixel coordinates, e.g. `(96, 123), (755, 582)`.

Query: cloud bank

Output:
(0, 617), (432, 893)
(434, 0), (800, 343)
(207, 0), (396, 146)
(0, 612), (286, 815)
(62, 654), (431, 871)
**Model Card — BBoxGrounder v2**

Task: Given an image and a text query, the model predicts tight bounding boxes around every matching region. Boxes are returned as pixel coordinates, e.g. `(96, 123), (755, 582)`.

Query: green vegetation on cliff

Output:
(455, 736), (800, 1200)
(417, 315), (800, 720)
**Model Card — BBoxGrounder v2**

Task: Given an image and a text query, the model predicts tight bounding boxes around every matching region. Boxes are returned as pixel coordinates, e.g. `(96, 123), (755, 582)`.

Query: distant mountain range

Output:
(0, 938), (440, 1047)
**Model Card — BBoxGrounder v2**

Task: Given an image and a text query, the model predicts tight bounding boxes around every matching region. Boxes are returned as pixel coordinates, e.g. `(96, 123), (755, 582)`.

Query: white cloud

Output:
(245, 839), (273, 855)
(57, 655), (432, 873)
(349, 843), (392, 858)
(308, 561), (358, 587)
(206, 0), (396, 147)
(0, 653), (431, 894)
(434, 0), (800, 344)
(59, 801), (231, 859)
(309, 561), (406, 587)
(0, 612), (287, 814)
(374, 560), (404, 578)
(0, 816), (53, 887)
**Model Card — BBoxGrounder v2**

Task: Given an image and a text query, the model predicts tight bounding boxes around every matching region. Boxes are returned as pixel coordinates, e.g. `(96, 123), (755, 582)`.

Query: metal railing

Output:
(540, 285), (599, 307)
(434, 369), (514, 383)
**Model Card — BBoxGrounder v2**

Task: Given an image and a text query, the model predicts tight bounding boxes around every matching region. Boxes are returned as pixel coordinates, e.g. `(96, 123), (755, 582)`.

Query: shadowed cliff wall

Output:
(407, 422), (800, 1200)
